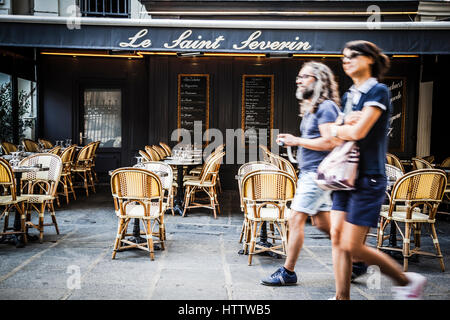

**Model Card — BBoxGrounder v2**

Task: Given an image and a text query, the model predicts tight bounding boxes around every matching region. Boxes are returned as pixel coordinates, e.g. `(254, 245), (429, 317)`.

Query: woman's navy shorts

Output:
(331, 174), (387, 228)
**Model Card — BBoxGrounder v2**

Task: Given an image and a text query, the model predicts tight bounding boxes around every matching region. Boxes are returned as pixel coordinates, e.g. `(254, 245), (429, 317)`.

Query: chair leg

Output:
(68, 174), (76, 200)
(49, 202), (59, 235)
(3, 211), (9, 233)
(248, 221), (258, 266)
(430, 223), (445, 272)
(144, 220), (155, 261)
(413, 223), (421, 248)
(112, 218), (125, 259)
(377, 217), (387, 248)
(209, 187), (217, 219)
(182, 186), (191, 217)
(39, 203), (45, 243)
(83, 172), (89, 197)
(63, 176), (70, 204)
(403, 222), (411, 272)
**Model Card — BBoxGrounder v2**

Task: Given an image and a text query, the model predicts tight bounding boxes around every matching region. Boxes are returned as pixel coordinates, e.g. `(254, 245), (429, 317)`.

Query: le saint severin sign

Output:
(119, 28), (312, 52)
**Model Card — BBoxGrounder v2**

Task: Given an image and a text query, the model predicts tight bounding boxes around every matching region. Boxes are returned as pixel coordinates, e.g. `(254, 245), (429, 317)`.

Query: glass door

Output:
(82, 88), (122, 148)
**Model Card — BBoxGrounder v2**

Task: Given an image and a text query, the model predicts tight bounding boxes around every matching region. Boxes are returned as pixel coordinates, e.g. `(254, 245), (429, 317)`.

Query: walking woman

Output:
(328, 40), (426, 300)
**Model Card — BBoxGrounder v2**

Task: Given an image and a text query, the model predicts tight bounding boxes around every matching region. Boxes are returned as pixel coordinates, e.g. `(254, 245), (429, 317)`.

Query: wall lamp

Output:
(176, 52), (204, 57)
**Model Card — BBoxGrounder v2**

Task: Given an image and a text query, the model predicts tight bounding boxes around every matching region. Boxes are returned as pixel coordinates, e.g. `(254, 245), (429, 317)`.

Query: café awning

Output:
(1, 15), (450, 54)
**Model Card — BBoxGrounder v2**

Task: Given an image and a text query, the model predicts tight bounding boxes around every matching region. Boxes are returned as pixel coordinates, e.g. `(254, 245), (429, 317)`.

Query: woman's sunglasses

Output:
(341, 51), (364, 62)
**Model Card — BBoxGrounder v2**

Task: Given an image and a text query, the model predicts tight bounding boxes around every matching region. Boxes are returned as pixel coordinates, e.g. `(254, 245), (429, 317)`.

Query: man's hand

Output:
(276, 134), (299, 147)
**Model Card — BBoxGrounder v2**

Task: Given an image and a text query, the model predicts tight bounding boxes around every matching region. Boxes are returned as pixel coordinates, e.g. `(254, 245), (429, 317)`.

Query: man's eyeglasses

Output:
(296, 74), (316, 81)
(341, 52), (364, 62)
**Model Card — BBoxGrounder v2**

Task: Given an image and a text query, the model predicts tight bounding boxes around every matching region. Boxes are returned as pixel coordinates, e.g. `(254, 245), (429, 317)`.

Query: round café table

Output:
(163, 157), (202, 216)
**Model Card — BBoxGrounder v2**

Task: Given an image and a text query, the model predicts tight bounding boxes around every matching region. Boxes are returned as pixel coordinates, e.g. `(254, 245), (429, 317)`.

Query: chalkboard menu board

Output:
(241, 75), (274, 146)
(177, 74), (210, 140)
(383, 77), (406, 152)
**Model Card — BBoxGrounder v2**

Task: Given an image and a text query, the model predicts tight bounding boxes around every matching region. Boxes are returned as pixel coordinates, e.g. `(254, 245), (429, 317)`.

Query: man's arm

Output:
(277, 122), (336, 152)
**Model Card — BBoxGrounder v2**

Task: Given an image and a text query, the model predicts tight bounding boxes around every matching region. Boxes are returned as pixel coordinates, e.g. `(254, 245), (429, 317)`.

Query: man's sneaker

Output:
(351, 262), (368, 281)
(260, 267), (297, 286)
(392, 272), (427, 300)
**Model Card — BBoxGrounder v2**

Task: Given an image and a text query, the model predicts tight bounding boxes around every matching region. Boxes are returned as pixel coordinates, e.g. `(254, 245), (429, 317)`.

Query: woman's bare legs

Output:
(338, 221), (409, 296)
(330, 210), (352, 300)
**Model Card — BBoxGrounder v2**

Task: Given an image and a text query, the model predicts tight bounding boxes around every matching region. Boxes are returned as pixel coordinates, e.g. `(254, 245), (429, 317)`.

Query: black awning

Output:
(1, 21), (450, 54)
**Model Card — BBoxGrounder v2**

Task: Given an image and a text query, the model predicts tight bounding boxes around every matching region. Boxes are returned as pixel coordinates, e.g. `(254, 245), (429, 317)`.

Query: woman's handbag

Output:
(315, 140), (360, 191)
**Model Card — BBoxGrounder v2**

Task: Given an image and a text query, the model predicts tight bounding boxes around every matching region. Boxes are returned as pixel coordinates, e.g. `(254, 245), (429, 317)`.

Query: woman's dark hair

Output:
(343, 40), (390, 80)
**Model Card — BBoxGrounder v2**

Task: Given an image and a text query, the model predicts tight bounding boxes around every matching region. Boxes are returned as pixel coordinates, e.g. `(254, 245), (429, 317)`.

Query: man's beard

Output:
(296, 85), (314, 101)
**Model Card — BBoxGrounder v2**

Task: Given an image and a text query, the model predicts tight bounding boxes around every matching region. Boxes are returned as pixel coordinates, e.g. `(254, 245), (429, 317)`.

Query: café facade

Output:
(1, 10), (450, 189)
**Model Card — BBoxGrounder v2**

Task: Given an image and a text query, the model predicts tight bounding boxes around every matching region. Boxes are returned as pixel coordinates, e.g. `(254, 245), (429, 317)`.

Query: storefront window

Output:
(0, 72), (13, 143)
(18, 78), (37, 140)
(83, 89), (122, 148)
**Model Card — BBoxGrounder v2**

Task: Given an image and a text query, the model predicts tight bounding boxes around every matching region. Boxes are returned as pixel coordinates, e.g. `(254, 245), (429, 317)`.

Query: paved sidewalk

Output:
(1, 186), (449, 300)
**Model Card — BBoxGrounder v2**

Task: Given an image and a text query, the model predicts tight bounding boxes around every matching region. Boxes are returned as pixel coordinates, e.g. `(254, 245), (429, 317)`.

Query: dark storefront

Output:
(1, 14), (450, 190)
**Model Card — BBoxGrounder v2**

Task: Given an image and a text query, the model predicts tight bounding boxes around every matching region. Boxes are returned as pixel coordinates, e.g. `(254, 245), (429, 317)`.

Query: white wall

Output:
(130, 0), (151, 19)
(33, 0), (58, 16)
(0, 0), (12, 15)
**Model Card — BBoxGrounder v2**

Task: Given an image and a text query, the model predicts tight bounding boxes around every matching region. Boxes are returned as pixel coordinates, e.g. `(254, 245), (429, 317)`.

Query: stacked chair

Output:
(58, 145), (77, 205)
(1, 141), (18, 155)
(22, 139), (40, 152)
(110, 167), (166, 260)
(386, 153), (405, 173)
(71, 142), (96, 197)
(412, 157), (433, 170)
(38, 139), (54, 149)
(159, 142), (172, 157)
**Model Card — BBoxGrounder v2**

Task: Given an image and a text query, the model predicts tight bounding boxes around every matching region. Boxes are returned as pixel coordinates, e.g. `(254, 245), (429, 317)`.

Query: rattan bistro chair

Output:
(139, 161), (175, 219)
(19, 154), (63, 243)
(412, 157), (433, 170)
(386, 153), (405, 173)
(110, 168), (165, 260)
(38, 139), (53, 149)
(377, 169), (447, 271)
(152, 145), (167, 160)
(1, 141), (18, 155)
(145, 146), (161, 161)
(47, 146), (61, 156)
(241, 170), (296, 265)
(71, 142), (96, 196)
(22, 139), (40, 152)
(269, 152), (298, 182)
(58, 145), (77, 205)
(0, 158), (27, 243)
(182, 151), (225, 219)
(159, 142), (172, 157)
(139, 150), (152, 162)
(237, 161), (280, 245)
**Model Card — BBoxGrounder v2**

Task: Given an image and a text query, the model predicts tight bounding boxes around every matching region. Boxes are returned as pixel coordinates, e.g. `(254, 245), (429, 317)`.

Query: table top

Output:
(108, 169), (168, 177)
(163, 158), (202, 166)
(12, 166), (50, 173)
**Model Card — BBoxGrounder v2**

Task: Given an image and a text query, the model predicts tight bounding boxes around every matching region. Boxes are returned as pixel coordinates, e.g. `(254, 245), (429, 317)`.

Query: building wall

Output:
(39, 54), (420, 188)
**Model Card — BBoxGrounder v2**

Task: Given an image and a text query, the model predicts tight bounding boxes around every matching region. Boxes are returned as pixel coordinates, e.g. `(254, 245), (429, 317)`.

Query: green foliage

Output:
(0, 81), (34, 143)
